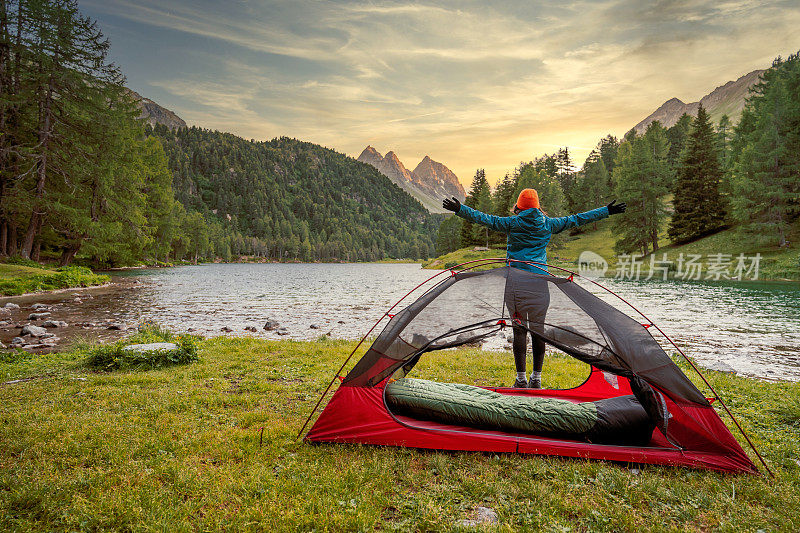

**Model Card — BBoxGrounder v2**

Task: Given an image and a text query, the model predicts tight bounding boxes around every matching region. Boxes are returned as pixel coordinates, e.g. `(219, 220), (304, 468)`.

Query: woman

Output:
(442, 189), (626, 388)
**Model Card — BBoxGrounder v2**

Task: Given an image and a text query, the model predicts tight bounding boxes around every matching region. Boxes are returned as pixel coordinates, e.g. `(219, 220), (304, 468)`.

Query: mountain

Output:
(357, 146), (465, 213)
(379, 151), (417, 186)
(633, 69), (765, 133)
(357, 145), (384, 168)
(412, 156), (466, 202)
(127, 89), (187, 130)
(149, 126), (439, 261)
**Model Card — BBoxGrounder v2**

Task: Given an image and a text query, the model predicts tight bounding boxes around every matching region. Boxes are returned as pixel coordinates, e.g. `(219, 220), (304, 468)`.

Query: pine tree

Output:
(666, 113), (693, 172)
(611, 123), (671, 255)
(471, 174), (493, 247)
(16, 1), (124, 258)
(488, 172), (516, 245)
(514, 163), (567, 247)
(716, 114), (732, 169)
(435, 215), (461, 256)
(141, 137), (178, 263)
(534, 153), (558, 178)
(641, 122), (673, 251)
(729, 54), (800, 247)
(612, 140), (652, 255)
(460, 169), (489, 247)
(574, 151), (610, 230)
(555, 147), (577, 211)
(514, 164), (565, 216)
(598, 135), (620, 178)
(492, 173), (516, 216)
(668, 105), (728, 244)
(50, 88), (147, 266)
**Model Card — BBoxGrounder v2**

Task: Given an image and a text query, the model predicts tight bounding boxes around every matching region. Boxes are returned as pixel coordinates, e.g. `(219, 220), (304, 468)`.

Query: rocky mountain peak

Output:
(377, 152), (416, 189)
(633, 69), (765, 133)
(127, 89), (186, 130)
(411, 155), (465, 199)
(355, 145), (465, 213)
(357, 145), (384, 167)
(361, 145), (380, 156)
(383, 151), (402, 163)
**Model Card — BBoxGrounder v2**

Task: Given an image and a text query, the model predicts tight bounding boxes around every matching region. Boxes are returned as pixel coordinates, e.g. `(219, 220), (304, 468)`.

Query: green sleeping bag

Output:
(385, 378), (655, 445)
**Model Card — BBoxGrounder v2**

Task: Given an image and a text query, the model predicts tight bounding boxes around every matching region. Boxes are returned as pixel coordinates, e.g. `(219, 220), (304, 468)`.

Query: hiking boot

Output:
(513, 378), (528, 388)
(528, 377), (542, 389)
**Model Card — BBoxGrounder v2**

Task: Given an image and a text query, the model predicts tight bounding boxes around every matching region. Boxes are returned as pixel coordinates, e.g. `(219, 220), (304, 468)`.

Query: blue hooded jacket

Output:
(456, 204), (609, 273)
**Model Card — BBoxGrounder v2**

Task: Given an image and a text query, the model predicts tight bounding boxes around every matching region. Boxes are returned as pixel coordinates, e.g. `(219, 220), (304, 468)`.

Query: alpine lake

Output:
(2, 262), (799, 382)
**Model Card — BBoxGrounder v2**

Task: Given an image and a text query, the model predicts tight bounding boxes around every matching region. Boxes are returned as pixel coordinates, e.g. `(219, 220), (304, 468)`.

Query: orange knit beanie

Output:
(516, 188), (540, 210)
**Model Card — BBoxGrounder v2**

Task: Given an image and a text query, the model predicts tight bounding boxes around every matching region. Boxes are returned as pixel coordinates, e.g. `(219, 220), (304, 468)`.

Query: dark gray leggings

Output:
(513, 326), (545, 373)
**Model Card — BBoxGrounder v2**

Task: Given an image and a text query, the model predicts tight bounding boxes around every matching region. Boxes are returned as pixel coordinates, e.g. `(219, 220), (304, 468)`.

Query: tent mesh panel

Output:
(344, 267), (707, 409)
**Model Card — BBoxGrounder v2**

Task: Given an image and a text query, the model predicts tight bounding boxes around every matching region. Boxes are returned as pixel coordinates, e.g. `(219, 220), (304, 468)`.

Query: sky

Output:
(81, 0), (800, 186)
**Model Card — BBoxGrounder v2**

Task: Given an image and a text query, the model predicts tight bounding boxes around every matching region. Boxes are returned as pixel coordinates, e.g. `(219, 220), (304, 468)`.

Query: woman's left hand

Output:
(443, 197), (461, 213)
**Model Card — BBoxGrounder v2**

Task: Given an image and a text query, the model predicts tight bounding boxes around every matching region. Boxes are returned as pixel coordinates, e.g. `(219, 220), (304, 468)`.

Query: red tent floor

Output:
(306, 369), (758, 474)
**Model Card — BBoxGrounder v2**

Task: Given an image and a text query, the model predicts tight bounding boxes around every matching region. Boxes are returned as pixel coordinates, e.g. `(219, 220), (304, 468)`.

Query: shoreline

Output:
(102, 258), (424, 271)
(0, 260), (426, 295)
(0, 281), (116, 299)
(422, 255), (800, 283)
(0, 266), (796, 383)
(0, 264), (111, 298)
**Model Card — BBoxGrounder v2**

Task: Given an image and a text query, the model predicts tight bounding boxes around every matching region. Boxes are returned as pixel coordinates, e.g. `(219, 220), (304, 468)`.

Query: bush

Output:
(0, 266), (109, 295)
(85, 324), (200, 371)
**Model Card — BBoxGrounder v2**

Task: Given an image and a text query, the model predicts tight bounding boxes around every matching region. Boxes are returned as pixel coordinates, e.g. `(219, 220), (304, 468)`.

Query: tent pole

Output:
(295, 321), (379, 440)
(299, 256), (773, 477)
(527, 260), (775, 478)
(645, 322), (775, 478)
(453, 258), (773, 476)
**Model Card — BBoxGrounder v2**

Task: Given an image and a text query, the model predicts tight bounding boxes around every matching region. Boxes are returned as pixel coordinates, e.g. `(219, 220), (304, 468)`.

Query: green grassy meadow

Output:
(0, 263), (55, 280)
(0, 262), (110, 296)
(1, 337), (799, 531)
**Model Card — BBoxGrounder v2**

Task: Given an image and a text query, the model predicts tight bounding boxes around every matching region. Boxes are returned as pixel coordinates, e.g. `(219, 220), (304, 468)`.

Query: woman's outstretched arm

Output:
(443, 196), (516, 233)
(546, 200), (626, 234)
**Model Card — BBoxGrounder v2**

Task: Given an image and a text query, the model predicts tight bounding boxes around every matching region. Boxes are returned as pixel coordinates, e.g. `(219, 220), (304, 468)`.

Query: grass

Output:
(420, 226), (623, 273)
(0, 263), (57, 281)
(373, 258), (423, 264)
(556, 225), (618, 264)
(422, 246), (504, 270)
(659, 226), (800, 281)
(1, 336), (799, 531)
(0, 264), (109, 296)
(83, 324), (201, 371)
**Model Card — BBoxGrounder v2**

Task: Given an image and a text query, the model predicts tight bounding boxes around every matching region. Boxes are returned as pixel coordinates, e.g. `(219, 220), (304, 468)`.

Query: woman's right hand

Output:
(607, 200), (627, 215)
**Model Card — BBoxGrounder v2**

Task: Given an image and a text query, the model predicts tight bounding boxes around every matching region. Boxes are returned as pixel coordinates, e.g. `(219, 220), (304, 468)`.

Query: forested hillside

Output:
(149, 126), (439, 262)
(0, 0), (438, 267)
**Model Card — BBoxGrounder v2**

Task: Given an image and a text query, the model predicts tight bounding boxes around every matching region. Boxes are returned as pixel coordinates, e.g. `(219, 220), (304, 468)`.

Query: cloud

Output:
(83, 0), (800, 184)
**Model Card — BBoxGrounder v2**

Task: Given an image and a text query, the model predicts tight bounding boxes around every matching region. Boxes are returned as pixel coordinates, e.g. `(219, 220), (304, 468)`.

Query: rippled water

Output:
(4, 263), (799, 381)
(583, 277), (800, 381)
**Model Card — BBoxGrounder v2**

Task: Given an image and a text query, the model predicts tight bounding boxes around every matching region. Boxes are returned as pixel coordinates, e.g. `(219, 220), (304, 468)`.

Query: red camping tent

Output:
(302, 259), (765, 475)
